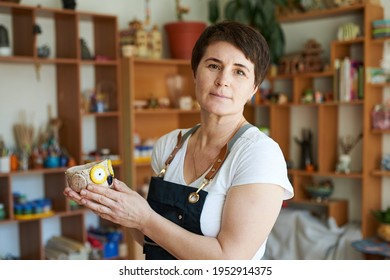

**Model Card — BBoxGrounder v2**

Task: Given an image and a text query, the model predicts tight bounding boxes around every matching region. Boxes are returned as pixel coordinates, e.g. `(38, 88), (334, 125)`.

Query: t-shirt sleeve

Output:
(232, 137), (294, 200)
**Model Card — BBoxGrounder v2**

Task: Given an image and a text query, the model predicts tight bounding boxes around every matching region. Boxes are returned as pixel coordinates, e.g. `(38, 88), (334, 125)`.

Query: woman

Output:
(64, 21), (294, 260)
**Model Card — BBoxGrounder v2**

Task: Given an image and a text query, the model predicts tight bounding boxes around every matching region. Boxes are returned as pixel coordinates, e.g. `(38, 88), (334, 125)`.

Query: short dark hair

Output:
(191, 21), (270, 88)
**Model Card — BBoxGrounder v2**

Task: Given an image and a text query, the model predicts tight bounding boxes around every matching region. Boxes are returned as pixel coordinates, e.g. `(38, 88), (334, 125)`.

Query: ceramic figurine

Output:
(294, 128), (314, 171)
(0, 24), (11, 56)
(135, 27), (148, 57)
(62, 0), (76, 10)
(335, 133), (363, 174)
(149, 24), (162, 59)
(37, 45), (50, 58)
(65, 159), (114, 192)
(80, 38), (93, 60)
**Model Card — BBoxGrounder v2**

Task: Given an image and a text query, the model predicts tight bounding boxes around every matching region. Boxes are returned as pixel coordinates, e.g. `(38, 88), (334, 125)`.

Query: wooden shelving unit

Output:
(271, 3), (386, 238)
(121, 57), (200, 190)
(121, 57), (202, 259)
(0, 2), (125, 259)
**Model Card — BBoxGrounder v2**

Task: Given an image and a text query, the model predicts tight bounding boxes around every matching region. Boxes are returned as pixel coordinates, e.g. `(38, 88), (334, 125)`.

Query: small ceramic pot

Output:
(377, 223), (390, 242)
(65, 159), (114, 192)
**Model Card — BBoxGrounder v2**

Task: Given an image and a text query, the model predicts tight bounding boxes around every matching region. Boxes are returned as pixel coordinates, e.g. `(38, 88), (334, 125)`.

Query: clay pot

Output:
(377, 223), (390, 242)
(164, 21), (206, 59)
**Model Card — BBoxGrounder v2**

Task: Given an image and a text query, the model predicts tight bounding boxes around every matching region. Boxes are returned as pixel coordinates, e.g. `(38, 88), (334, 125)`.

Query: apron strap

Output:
(159, 123), (253, 181)
(204, 123), (253, 181)
(159, 124), (201, 177)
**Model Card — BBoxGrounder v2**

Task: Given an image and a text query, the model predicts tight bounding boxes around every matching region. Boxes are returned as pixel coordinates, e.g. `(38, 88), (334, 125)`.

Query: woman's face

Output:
(194, 41), (258, 117)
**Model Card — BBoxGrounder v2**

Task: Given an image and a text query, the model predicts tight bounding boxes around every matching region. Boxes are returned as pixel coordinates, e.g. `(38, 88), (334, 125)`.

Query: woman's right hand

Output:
(75, 178), (154, 231)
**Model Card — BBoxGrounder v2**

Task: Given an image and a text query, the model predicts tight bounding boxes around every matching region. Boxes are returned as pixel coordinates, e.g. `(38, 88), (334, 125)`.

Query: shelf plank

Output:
(369, 82), (390, 88)
(278, 4), (365, 23)
(288, 169), (363, 179)
(372, 170), (390, 177)
(3, 167), (68, 176)
(133, 57), (191, 66)
(134, 108), (200, 114)
(269, 70), (333, 80)
(83, 111), (120, 117)
(372, 129), (390, 134)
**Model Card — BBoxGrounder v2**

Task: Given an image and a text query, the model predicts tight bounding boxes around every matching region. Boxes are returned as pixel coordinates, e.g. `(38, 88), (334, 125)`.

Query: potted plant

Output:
(208, 0), (287, 65)
(164, 0), (207, 59)
(372, 207), (390, 242)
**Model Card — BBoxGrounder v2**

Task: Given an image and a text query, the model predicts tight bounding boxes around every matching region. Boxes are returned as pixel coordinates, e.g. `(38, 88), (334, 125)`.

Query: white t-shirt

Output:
(151, 126), (294, 259)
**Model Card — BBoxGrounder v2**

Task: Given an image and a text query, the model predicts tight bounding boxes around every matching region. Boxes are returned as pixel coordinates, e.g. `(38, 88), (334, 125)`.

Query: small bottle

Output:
(0, 203), (6, 220)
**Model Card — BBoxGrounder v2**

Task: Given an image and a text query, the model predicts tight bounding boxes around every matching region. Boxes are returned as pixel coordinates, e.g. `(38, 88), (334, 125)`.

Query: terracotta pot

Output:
(377, 223), (390, 242)
(164, 21), (206, 59)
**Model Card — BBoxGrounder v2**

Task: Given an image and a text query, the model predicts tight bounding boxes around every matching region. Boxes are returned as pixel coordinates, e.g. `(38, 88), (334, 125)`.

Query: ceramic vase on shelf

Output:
(336, 153), (351, 174)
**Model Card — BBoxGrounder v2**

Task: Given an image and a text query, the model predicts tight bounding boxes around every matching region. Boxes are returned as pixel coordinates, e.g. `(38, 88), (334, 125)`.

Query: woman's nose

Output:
(215, 71), (230, 87)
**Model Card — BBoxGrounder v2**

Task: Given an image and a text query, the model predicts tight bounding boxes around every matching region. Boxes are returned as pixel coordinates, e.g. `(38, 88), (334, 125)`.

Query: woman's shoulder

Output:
(233, 125), (284, 160)
(241, 125), (279, 147)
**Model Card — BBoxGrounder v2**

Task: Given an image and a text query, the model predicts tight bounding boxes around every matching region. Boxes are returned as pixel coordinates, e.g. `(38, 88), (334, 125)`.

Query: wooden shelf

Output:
(268, 3), (386, 240)
(372, 129), (390, 134)
(372, 170), (390, 177)
(288, 169), (363, 179)
(278, 4), (366, 23)
(134, 108), (200, 115)
(0, 2), (125, 260)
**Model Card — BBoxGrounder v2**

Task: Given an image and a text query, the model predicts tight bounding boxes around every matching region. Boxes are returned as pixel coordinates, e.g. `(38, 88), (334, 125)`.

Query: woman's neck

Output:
(197, 115), (247, 149)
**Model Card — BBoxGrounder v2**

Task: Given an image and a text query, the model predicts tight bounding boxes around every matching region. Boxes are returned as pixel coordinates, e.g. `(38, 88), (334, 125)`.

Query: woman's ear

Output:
(252, 85), (259, 97)
(248, 85), (259, 103)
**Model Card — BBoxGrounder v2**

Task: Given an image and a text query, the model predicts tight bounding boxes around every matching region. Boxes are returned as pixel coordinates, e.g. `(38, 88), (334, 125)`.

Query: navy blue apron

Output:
(143, 124), (253, 260)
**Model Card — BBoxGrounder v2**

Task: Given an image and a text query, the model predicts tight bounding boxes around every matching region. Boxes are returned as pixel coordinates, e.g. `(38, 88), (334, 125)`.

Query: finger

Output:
(80, 195), (113, 216)
(64, 187), (84, 205)
(65, 188), (81, 199)
(92, 210), (116, 224)
(86, 184), (119, 201)
(112, 178), (131, 193)
(80, 187), (117, 211)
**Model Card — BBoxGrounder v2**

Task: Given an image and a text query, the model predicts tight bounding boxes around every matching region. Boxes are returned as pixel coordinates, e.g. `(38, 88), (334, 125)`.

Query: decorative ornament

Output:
(65, 159), (114, 192)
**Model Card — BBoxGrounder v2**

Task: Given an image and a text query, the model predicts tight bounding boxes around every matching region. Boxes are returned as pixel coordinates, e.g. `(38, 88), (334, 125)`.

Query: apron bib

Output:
(143, 123), (253, 260)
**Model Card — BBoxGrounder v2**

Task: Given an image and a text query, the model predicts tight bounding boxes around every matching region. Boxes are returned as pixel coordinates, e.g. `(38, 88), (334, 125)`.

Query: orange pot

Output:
(164, 21), (206, 59)
(377, 223), (390, 242)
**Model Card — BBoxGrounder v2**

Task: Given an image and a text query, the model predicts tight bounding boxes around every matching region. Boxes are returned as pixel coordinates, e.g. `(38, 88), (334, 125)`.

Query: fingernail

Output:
(87, 185), (93, 190)
(80, 190), (86, 196)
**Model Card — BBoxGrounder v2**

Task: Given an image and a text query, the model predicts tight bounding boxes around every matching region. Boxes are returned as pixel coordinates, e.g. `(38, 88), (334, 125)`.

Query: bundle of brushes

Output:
(13, 111), (34, 154)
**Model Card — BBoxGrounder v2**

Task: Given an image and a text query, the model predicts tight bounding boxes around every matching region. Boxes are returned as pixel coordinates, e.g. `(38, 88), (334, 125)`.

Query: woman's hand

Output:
(64, 179), (153, 231)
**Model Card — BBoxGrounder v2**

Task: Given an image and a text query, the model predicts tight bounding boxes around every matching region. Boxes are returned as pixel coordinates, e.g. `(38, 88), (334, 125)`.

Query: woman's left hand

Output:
(78, 178), (153, 231)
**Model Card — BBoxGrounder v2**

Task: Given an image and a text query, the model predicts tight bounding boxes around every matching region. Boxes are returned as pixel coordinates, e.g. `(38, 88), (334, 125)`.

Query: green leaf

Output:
(208, 0), (220, 24)
(269, 24), (285, 64)
(259, 0), (276, 25)
(225, 0), (252, 25)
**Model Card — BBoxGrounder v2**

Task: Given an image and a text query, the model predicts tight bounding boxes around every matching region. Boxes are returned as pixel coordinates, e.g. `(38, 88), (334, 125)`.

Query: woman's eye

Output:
(208, 64), (220, 71)
(236, 69), (246, 76)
